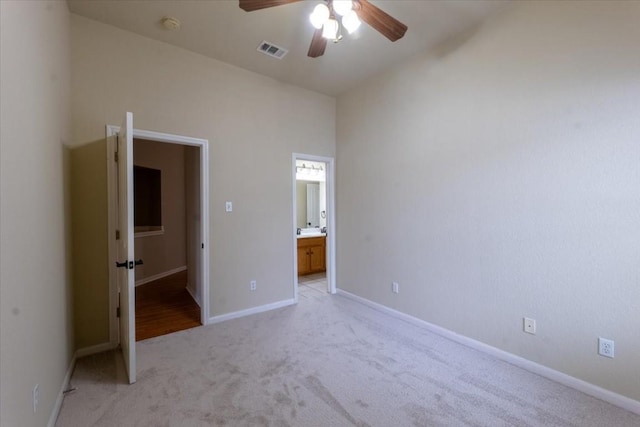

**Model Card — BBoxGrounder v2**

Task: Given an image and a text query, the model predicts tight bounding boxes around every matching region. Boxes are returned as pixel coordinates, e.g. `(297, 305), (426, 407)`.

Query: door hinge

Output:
(115, 229), (120, 240)
(116, 306), (121, 318)
(114, 151), (119, 162)
(201, 243), (204, 249)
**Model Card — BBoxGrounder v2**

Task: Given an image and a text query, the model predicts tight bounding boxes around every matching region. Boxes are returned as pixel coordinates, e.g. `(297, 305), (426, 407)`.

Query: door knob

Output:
(116, 259), (142, 269)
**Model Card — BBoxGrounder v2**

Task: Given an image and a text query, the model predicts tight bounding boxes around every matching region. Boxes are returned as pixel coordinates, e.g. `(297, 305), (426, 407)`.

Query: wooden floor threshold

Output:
(135, 270), (201, 341)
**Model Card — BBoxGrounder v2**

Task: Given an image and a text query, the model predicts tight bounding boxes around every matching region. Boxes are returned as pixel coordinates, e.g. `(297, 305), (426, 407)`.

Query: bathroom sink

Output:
(297, 233), (326, 239)
(298, 228), (326, 238)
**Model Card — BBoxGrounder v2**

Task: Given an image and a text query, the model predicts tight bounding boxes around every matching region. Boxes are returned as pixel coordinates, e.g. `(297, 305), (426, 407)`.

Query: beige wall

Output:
(296, 181), (307, 228)
(336, 1), (640, 402)
(70, 141), (110, 348)
(133, 139), (187, 283)
(70, 14), (336, 345)
(185, 146), (202, 301)
(0, 1), (73, 425)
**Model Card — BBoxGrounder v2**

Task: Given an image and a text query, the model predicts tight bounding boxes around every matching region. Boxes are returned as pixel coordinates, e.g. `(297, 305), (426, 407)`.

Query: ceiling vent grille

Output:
(257, 41), (288, 59)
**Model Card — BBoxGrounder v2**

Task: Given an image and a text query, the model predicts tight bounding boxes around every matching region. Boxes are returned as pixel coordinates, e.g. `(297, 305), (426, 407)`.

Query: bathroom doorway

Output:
(292, 154), (336, 301)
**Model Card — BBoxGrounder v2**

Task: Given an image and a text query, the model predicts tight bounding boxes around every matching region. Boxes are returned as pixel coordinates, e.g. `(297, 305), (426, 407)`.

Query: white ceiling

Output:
(67, 0), (509, 96)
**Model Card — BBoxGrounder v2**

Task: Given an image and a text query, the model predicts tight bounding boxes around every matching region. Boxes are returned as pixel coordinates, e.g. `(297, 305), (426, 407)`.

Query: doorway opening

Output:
(107, 126), (210, 348)
(132, 138), (200, 341)
(292, 154), (336, 301)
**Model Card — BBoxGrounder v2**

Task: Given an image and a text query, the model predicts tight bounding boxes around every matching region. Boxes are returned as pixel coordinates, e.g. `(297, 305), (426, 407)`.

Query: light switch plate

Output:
(225, 201), (232, 212)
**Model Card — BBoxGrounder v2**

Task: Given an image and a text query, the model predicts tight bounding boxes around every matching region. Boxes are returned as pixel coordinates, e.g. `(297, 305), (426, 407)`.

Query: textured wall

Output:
(0, 1), (73, 425)
(336, 1), (640, 401)
(71, 140), (110, 348)
(70, 14), (335, 345)
(133, 139), (187, 283)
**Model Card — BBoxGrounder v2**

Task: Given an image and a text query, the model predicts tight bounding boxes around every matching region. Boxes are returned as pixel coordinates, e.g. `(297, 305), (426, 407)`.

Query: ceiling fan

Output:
(239, 0), (408, 58)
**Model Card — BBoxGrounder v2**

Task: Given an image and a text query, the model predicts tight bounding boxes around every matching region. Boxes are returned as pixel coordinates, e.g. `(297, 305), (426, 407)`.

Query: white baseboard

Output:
(48, 342), (117, 426)
(75, 341), (117, 359)
(135, 265), (187, 287)
(336, 288), (640, 416)
(185, 285), (201, 307)
(208, 298), (296, 325)
(47, 352), (76, 427)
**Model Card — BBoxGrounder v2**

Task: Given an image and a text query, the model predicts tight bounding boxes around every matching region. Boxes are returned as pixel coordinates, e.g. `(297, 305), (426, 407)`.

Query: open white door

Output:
(116, 112), (136, 384)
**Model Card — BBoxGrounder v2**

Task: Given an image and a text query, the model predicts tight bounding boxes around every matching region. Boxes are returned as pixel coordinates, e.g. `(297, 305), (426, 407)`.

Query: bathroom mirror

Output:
(296, 180), (326, 229)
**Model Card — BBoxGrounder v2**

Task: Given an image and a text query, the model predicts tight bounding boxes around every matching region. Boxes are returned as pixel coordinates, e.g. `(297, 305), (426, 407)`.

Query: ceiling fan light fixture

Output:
(309, 3), (330, 29)
(161, 16), (181, 31)
(238, 0), (407, 59)
(342, 9), (361, 34)
(322, 18), (339, 40)
(332, 0), (353, 17)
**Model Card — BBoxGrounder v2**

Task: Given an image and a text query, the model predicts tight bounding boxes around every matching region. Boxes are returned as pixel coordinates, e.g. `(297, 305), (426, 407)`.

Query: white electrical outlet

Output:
(392, 282), (399, 294)
(33, 384), (39, 413)
(598, 337), (615, 358)
(250, 280), (257, 291)
(523, 317), (536, 335)
(225, 201), (233, 212)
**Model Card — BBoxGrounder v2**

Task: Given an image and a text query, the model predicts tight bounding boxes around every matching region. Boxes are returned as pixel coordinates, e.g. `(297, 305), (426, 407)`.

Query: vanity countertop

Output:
(297, 232), (326, 239)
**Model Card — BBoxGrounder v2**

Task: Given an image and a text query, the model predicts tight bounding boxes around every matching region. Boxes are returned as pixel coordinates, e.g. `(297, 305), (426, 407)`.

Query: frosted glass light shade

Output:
(309, 3), (330, 29)
(322, 18), (339, 39)
(342, 9), (361, 34)
(332, 0), (353, 17)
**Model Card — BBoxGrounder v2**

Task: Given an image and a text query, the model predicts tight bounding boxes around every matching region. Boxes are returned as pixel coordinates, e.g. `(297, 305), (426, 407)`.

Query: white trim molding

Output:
(48, 341), (118, 426)
(134, 228), (165, 238)
(336, 289), (640, 416)
(292, 153), (337, 304)
(74, 342), (117, 359)
(135, 265), (187, 287)
(47, 354), (76, 427)
(186, 285), (201, 307)
(106, 133), (119, 348)
(208, 299), (296, 325)
(106, 124), (210, 334)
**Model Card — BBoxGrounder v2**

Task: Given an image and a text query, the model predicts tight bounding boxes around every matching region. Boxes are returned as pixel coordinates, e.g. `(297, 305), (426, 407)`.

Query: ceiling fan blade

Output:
(355, 0), (408, 42)
(307, 28), (327, 58)
(239, 0), (303, 12)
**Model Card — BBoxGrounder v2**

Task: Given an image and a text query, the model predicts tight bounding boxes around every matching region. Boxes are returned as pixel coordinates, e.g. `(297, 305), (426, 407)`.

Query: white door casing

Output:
(106, 123), (210, 350)
(292, 154), (336, 298)
(117, 112), (136, 384)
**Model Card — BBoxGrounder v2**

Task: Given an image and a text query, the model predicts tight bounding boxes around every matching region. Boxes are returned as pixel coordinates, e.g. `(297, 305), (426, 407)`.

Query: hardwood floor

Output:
(135, 270), (201, 341)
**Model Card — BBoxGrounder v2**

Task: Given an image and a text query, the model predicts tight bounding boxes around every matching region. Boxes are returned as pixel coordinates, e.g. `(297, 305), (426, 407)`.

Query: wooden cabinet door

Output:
(297, 236), (326, 276)
(309, 244), (325, 272)
(297, 246), (310, 275)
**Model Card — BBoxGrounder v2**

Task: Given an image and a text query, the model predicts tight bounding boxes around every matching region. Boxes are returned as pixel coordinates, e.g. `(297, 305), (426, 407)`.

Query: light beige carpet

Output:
(56, 290), (639, 426)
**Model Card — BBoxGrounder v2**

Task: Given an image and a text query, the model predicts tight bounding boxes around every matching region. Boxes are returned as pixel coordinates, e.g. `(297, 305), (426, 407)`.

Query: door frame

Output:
(106, 125), (210, 347)
(292, 153), (336, 300)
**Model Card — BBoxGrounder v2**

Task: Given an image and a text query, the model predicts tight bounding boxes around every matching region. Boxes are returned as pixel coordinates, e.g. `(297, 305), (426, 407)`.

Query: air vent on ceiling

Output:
(257, 41), (288, 59)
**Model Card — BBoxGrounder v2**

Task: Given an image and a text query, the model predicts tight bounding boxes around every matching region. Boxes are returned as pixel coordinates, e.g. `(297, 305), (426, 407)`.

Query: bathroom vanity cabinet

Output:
(297, 236), (326, 275)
